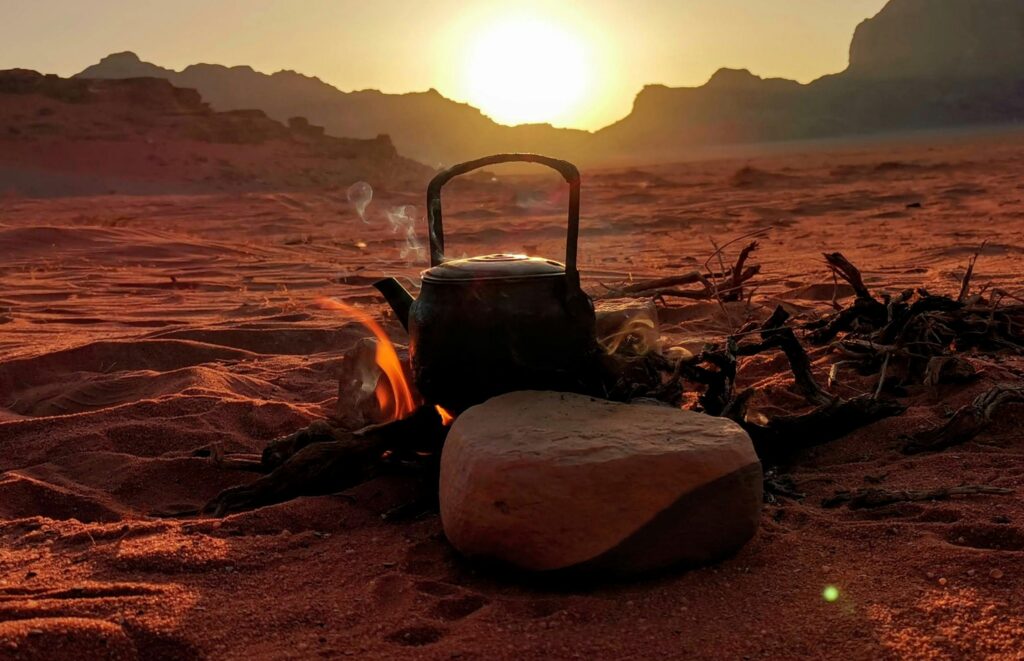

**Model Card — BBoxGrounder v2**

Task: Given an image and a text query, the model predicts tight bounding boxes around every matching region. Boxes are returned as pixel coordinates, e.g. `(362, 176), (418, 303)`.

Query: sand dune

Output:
(2, 135), (1024, 658)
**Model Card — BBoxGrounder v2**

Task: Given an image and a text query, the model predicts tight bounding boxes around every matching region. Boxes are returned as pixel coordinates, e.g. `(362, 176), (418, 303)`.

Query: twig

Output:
(617, 270), (710, 294)
(822, 485), (1013, 509)
(721, 241), (760, 302)
(957, 247), (982, 303)
(701, 229), (770, 273)
(823, 252), (875, 302)
(873, 352), (890, 399)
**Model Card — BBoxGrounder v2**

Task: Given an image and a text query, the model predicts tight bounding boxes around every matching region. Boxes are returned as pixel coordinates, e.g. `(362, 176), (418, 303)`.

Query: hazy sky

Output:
(2, 0), (889, 130)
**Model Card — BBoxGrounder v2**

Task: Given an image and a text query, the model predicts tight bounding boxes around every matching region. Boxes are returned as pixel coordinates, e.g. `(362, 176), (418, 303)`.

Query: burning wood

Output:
(317, 296), (420, 426)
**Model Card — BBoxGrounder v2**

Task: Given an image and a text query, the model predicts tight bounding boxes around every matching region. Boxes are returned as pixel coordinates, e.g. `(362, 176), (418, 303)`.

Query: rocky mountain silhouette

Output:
(77, 52), (589, 167)
(847, 0), (1024, 80)
(70, 0), (1024, 165)
(0, 69), (429, 196)
(595, 0), (1024, 160)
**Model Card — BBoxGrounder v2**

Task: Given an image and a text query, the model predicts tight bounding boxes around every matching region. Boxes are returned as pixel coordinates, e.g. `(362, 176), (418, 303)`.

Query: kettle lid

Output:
(422, 253), (565, 282)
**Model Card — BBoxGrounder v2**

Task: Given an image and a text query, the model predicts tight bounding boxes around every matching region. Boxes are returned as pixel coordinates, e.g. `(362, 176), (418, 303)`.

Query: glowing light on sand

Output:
(463, 14), (591, 126)
(823, 585), (840, 603)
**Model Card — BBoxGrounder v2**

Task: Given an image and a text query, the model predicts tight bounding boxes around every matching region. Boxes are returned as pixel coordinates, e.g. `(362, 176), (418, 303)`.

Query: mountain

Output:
(64, 0), (1024, 166)
(76, 52), (589, 167)
(846, 0), (1024, 80)
(593, 0), (1024, 160)
(0, 69), (430, 197)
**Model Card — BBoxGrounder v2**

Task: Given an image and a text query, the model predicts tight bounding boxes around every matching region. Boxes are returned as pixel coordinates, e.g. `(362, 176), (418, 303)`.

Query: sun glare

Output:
(463, 14), (591, 127)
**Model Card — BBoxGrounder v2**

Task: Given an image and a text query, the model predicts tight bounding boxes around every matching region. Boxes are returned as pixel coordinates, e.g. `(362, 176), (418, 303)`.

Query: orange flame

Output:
(316, 297), (418, 421)
(435, 405), (455, 426)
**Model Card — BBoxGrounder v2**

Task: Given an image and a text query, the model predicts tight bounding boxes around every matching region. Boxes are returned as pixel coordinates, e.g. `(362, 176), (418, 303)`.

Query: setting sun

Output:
(462, 14), (591, 127)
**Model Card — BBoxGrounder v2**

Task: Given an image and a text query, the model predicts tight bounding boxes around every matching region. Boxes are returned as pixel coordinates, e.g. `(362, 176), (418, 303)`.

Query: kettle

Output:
(374, 153), (601, 414)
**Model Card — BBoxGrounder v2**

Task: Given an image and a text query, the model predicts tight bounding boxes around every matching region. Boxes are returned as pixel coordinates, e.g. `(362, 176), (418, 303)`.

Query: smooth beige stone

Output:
(439, 391), (761, 575)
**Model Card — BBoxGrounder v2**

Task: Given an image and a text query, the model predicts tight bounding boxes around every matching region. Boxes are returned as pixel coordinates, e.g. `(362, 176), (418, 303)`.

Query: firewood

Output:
(203, 406), (448, 516)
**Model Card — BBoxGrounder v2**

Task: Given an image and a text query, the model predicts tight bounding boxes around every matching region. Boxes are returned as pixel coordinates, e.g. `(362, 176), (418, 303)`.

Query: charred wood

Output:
(204, 406), (448, 516)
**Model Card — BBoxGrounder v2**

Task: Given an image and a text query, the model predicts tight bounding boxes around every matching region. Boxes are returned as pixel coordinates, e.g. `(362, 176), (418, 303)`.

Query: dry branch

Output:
(957, 249), (982, 303)
(824, 252), (875, 302)
(807, 251), (1024, 391)
(204, 406), (448, 516)
(616, 271), (710, 293)
(822, 485), (1013, 509)
(696, 305), (905, 461)
(903, 384), (1024, 454)
(597, 238), (760, 303)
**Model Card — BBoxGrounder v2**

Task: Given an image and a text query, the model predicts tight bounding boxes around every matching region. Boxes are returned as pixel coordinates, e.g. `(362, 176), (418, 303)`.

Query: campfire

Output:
(319, 295), (456, 428)
(317, 296), (418, 423)
(204, 154), (1024, 542)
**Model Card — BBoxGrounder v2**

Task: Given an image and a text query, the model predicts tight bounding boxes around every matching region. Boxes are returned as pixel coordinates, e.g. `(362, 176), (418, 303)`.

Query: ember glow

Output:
(316, 297), (418, 421)
(435, 405), (455, 425)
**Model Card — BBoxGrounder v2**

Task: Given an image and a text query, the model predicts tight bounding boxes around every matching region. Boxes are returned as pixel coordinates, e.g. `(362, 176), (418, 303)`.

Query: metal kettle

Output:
(374, 153), (600, 414)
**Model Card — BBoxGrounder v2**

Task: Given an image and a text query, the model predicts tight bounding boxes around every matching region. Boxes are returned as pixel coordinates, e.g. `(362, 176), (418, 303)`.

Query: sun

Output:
(462, 14), (591, 127)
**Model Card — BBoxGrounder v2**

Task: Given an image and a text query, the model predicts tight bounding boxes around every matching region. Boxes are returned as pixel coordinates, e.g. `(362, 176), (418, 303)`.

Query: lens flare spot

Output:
(822, 585), (840, 603)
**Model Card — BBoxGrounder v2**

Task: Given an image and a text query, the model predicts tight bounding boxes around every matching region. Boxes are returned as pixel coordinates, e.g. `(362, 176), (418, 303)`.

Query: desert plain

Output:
(2, 130), (1024, 659)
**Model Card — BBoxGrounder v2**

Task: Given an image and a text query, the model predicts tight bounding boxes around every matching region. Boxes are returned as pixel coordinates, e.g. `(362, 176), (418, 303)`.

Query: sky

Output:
(1, 0), (889, 130)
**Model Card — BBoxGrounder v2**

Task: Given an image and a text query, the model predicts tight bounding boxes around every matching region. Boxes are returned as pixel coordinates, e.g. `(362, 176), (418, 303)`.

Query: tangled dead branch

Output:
(804, 251), (1024, 398)
(684, 306), (905, 462)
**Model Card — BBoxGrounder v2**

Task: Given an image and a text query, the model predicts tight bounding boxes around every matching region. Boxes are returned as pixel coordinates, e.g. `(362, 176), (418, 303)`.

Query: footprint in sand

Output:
(373, 572), (489, 648)
(413, 579), (459, 597)
(400, 539), (456, 577)
(498, 597), (568, 620)
(945, 524), (1024, 552)
(384, 624), (447, 647)
(428, 594), (489, 622)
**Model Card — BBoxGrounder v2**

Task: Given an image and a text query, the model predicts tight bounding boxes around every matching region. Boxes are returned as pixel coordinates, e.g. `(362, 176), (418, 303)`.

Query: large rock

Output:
(847, 0), (1024, 80)
(439, 391), (761, 576)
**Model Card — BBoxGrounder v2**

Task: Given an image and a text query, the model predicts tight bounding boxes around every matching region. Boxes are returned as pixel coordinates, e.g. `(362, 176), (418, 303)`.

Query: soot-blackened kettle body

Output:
(374, 153), (601, 414)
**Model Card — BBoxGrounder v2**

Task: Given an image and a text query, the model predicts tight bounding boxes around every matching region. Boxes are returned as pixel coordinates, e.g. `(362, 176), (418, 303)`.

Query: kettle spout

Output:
(372, 277), (412, 330)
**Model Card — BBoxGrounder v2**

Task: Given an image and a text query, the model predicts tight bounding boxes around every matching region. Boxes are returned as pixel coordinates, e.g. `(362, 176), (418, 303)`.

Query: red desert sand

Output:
(2, 135), (1024, 659)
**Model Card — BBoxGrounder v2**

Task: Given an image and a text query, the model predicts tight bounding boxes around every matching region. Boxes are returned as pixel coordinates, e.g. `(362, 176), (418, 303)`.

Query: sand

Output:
(2, 134), (1024, 659)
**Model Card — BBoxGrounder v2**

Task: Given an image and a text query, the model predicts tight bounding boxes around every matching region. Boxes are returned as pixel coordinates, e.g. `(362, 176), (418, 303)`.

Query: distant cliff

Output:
(0, 69), (430, 196)
(592, 0), (1024, 160)
(846, 0), (1024, 80)
(66, 0), (1024, 166)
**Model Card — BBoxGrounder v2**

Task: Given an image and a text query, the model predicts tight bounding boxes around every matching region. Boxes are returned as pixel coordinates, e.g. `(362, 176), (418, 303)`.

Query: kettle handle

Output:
(426, 153), (581, 282)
